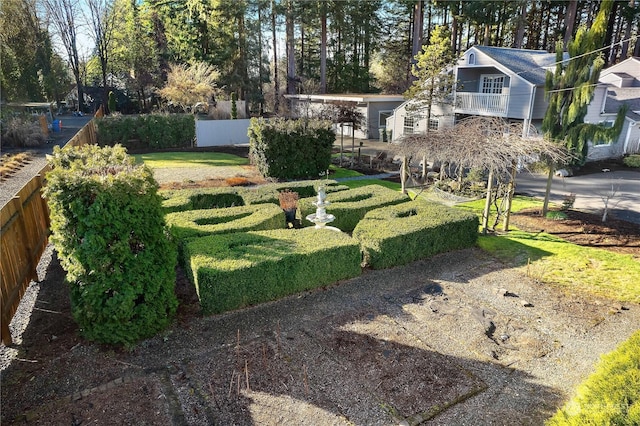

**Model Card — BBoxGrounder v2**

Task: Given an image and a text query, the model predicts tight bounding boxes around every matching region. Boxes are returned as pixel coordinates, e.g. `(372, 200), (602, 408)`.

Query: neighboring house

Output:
(584, 56), (640, 161)
(389, 46), (640, 161)
(388, 45), (561, 140)
(285, 93), (405, 140)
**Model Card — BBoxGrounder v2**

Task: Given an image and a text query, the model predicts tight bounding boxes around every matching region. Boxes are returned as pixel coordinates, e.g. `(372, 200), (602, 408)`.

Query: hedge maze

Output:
(164, 184), (479, 315)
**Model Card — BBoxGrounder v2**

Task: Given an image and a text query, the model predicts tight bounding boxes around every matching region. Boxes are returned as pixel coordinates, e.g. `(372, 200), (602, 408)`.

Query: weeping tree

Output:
(394, 116), (569, 234)
(541, 0), (626, 216)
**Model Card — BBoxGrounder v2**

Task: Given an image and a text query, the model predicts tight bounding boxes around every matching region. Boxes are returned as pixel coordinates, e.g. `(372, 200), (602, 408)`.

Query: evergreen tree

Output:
(404, 25), (455, 123)
(541, 0), (625, 214)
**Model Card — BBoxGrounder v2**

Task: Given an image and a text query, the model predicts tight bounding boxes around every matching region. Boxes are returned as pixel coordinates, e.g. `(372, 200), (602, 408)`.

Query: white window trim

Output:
(378, 110), (392, 128)
(468, 52), (475, 65)
(480, 74), (505, 94)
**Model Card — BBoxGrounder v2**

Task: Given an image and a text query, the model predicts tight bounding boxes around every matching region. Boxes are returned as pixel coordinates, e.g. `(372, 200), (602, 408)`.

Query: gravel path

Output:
(2, 246), (638, 425)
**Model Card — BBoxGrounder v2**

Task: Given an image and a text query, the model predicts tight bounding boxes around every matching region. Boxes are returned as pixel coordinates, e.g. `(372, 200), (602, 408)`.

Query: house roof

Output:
(285, 94), (405, 103)
(471, 46), (563, 86)
(604, 87), (640, 121)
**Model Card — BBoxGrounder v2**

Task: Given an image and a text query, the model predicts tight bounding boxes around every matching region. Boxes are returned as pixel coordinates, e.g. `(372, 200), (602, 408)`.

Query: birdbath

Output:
(305, 185), (336, 229)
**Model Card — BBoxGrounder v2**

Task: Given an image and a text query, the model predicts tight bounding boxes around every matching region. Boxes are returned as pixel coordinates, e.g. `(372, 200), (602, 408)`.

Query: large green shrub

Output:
(352, 199), (478, 269)
(184, 229), (362, 314)
(44, 144), (178, 345)
(547, 330), (640, 426)
(248, 117), (335, 179)
(298, 185), (409, 232)
(96, 114), (195, 150)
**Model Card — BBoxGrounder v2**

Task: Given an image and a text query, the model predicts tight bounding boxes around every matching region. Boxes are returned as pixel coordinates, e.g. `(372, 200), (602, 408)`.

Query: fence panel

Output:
(1, 169), (50, 345)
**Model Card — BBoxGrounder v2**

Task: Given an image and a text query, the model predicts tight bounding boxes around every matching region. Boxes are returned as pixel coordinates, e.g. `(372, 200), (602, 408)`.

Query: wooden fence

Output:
(1, 107), (103, 345)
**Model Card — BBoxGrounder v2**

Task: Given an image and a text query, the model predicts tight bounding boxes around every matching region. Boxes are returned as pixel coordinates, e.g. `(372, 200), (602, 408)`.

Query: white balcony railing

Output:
(455, 93), (509, 116)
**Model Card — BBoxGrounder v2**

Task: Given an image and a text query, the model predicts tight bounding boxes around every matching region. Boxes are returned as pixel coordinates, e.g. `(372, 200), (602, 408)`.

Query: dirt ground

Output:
(2, 151), (639, 425)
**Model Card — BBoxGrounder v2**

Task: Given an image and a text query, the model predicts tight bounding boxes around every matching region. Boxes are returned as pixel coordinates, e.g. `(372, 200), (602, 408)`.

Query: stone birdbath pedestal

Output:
(305, 185), (338, 231)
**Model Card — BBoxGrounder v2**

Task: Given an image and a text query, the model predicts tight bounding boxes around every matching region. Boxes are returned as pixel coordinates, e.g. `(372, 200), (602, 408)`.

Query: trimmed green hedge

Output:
(166, 203), (284, 242)
(241, 180), (349, 205)
(298, 185), (409, 232)
(160, 180), (348, 213)
(248, 117), (335, 179)
(184, 229), (362, 314)
(353, 199), (479, 269)
(43, 145), (177, 345)
(547, 330), (640, 426)
(96, 114), (195, 150)
(161, 187), (245, 214)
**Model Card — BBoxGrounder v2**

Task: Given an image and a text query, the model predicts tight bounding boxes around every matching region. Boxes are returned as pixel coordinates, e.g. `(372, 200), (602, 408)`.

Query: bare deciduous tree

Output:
(597, 179), (623, 222)
(393, 116), (571, 233)
(43, 0), (84, 113)
(85, 0), (116, 113)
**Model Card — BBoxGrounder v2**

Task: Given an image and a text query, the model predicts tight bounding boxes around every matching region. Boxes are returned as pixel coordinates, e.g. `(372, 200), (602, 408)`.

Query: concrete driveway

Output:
(515, 169), (640, 225)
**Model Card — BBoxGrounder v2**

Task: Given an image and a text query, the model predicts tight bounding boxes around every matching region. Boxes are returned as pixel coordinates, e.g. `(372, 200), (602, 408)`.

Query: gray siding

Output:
(587, 120), (633, 161)
(505, 77), (533, 119)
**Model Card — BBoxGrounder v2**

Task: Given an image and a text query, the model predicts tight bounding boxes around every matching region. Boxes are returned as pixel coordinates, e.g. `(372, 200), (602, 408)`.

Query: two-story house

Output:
(388, 47), (640, 161)
(584, 56), (640, 161)
(387, 45), (561, 138)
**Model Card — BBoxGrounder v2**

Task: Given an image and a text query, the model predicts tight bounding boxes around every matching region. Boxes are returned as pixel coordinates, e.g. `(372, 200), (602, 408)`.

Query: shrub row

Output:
(248, 117), (335, 179)
(353, 199), (479, 269)
(298, 184), (409, 232)
(160, 179), (348, 213)
(184, 229), (362, 314)
(96, 114), (195, 150)
(44, 145), (177, 345)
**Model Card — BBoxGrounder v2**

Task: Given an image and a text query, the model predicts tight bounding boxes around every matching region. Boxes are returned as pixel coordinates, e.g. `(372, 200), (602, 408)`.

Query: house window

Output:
(403, 116), (416, 135)
(481, 75), (505, 94)
(593, 121), (614, 146)
(468, 53), (475, 65)
(379, 111), (392, 128)
(428, 118), (439, 131)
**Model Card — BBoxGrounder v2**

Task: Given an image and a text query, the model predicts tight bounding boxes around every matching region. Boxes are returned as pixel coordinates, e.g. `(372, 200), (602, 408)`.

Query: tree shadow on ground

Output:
(2, 247), (567, 425)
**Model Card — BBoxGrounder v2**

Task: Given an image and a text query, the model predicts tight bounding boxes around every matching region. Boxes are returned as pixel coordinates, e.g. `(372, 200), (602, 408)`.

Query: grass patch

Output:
(132, 151), (249, 168)
(456, 196), (640, 303)
(341, 178), (402, 191)
(546, 330), (640, 426)
(328, 164), (363, 179)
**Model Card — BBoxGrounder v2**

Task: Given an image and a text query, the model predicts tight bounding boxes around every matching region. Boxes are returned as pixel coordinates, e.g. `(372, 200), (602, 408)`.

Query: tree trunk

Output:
(563, 0), (578, 49)
(542, 166), (554, 216)
(320, 3), (327, 94)
(502, 163), (517, 231)
(450, 1), (459, 54)
(271, 0), (279, 114)
(482, 169), (494, 234)
(411, 1), (423, 81)
(286, 0), (295, 97)
(400, 156), (407, 194)
(514, 2), (527, 48)
(258, 3), (264, 115)
(603, 1), (619, 66)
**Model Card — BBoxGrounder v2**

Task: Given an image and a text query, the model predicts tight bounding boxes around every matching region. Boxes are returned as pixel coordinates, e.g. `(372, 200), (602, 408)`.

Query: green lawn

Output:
(132, 152), (249, 169)
(456, 196), (640, 303)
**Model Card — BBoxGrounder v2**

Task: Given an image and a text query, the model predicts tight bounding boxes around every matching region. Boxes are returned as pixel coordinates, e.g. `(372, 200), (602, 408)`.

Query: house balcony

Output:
(455, 93), (509, 116)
